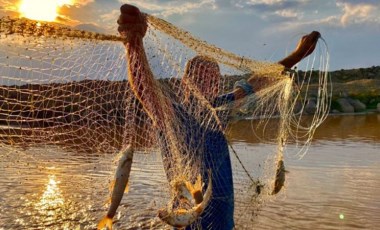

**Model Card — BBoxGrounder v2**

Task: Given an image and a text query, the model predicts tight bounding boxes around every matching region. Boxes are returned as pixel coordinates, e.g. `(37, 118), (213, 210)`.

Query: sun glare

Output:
(37, 175), (65, 210)
(19, 0), (72, 22)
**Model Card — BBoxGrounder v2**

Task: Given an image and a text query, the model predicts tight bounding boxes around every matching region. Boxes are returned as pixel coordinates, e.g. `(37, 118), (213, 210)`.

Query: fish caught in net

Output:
(0, 4), (330, 229)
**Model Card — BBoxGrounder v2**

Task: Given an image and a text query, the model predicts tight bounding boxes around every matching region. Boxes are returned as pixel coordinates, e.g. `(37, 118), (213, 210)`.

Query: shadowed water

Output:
(0, 114), (379, 229)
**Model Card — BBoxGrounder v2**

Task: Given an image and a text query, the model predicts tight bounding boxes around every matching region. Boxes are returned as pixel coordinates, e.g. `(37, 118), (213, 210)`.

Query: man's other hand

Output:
(278, 31), (321, 68)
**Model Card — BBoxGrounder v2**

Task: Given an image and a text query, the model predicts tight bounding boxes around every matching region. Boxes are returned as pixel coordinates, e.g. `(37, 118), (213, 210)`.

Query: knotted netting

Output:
(0, 12), (329, 229)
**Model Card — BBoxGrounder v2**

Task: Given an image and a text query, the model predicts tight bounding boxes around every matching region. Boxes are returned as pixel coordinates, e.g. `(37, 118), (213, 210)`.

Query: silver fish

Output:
(158, 171), (212, 228)
(98, 145), (134, 230)
(272, 159), (285, 195)
(172, 174), (203, 205)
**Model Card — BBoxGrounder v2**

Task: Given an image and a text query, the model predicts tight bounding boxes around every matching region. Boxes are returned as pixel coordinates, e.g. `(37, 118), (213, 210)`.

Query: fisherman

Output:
(116, 4), (320, 229)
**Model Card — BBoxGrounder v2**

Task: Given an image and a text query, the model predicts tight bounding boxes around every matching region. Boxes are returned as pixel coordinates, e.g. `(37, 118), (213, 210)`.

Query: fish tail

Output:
(97, 216), (113, 230)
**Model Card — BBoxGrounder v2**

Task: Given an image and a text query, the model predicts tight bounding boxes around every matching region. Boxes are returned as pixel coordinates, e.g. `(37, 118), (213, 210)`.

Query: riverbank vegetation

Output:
(0, 66), (379, 128)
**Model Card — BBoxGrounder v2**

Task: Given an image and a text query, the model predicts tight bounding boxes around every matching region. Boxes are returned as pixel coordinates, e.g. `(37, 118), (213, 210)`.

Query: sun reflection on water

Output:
(36, 174), (65, 213)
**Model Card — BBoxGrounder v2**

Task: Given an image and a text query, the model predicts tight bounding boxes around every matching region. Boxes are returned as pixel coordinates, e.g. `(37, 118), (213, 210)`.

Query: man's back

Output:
(159, 102), (235, 229)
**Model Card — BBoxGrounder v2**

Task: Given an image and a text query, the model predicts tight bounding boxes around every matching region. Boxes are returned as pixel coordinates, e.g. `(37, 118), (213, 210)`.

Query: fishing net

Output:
(0, 11), (330, 230)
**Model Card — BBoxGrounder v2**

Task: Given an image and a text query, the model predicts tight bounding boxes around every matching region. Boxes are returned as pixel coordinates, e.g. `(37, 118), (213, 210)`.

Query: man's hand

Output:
(293, 31), (320, 59)
(278, 31), (321, 69)
(117, 4), (147, 40)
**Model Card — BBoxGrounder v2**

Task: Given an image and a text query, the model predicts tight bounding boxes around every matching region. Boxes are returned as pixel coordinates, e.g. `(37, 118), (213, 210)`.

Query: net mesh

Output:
(0, 14), (330, 229)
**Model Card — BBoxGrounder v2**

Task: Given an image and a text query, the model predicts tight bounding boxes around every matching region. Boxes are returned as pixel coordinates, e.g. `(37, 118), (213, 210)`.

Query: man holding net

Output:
(117, 4), (320, 229)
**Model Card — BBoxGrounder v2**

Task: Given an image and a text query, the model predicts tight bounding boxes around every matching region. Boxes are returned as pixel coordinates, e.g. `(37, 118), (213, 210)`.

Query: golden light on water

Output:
(37, 174), (65, 209)
(19, 0), (73, 22)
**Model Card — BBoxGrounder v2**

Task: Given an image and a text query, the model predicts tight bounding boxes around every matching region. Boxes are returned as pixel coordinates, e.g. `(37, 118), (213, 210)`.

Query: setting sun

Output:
(19, 0), (72, 22)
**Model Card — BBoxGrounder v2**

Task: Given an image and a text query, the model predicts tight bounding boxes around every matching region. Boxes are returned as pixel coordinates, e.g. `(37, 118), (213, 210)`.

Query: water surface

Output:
(0, 114), (379, 229)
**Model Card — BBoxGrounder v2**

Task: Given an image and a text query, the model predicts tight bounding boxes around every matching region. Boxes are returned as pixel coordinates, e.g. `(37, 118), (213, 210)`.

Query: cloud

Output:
(118, 0), (217, 17)
(0, 0), (95, 21)
(101, 9), (119, 23)
(62, 0), (94, 7)
(234, 0), (306, 11)
(56, 15), (80, 25)
(248, 0), (380, 32)
(274, 9), (298, 18)
(233, 0), (306, 21)
(336, 1), (380, 26)
(0, 0), (18, 16)
(75, 0), (94, 6)
(337, 0), (378, 4)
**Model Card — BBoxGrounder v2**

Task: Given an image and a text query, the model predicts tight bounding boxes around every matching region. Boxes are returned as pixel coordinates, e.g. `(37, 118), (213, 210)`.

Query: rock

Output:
(377, 103), (380, 113)
(340, 92), (349, 98)
(305, 98), (317, 114)
(332, 109), (340, 114)
(336, 98), (355, 113)
(368, 72), (375, 78)
(348, 98), (366, 112)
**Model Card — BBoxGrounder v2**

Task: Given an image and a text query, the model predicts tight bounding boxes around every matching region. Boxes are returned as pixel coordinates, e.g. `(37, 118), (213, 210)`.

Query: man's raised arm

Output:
(233, 31), (321, 100)
(278, 31), (320, 69)
(118, 4), (169, 129)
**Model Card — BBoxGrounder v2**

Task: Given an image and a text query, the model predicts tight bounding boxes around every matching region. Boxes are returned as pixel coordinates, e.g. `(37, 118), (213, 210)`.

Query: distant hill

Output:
(0, 65), (378, 127)
(299, 66), (380, 112)
(299, 66), (380, 84)
(74, 23), (108, 34)
(330, 66), (380, 83)
(226, 65), (380, 114)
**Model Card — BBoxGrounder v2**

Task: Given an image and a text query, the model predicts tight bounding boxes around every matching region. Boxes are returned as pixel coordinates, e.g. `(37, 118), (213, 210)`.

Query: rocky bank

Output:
(230, 66), (380, 116)
(304, 66), (380, 114)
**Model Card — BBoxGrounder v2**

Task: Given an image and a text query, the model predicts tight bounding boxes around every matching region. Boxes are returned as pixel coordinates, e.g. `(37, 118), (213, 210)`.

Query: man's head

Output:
(182, 56), (221, 101)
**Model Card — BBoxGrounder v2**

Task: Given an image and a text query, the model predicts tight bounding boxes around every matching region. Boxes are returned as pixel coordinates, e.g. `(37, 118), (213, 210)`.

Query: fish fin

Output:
(195, 174), (202, 190)
(185, 181), (194, 193)
(97, 216), (113, 230)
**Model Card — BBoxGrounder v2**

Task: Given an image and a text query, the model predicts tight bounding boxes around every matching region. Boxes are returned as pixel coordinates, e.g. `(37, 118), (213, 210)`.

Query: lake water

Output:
(0, 114), (379, 229)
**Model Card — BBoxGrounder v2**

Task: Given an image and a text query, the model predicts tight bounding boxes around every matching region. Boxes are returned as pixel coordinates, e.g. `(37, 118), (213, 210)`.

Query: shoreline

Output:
(328, 108), (379, 116)
(239, 109), (379, 121)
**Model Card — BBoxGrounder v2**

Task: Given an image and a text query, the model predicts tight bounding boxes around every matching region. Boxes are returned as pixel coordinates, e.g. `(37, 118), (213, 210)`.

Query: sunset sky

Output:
(1, 0), (379, 70)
